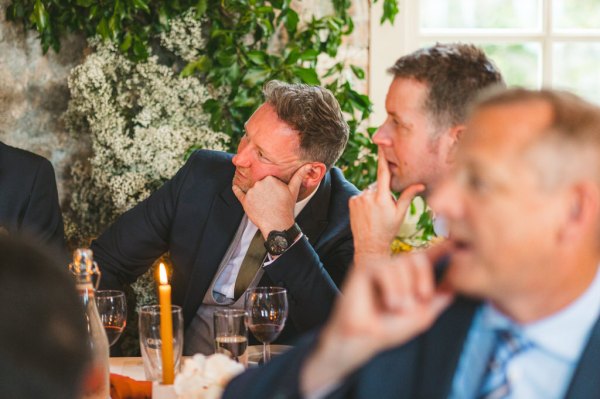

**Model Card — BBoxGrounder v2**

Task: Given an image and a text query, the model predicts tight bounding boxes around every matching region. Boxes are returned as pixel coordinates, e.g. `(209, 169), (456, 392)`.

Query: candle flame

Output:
(158, 263), (168, 285)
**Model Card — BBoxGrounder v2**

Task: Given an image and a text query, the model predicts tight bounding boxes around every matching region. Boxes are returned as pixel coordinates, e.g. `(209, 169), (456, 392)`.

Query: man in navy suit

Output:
(224, 89), (600, 398)
(92, 81), (359, 353)
(0, 141), (65, 250)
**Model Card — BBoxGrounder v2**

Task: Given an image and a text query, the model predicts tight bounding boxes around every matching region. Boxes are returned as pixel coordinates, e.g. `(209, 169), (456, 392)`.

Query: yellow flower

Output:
(390, 196), (436, 254)
(390, 238), (413, 254)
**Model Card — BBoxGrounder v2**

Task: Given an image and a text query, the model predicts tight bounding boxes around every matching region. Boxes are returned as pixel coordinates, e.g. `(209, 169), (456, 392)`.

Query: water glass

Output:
(138, 305), (183, 381)
(213, 309), (248, 366)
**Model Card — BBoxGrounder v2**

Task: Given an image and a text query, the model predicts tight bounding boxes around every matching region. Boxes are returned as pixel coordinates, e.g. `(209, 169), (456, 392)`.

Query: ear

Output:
(440, 124), (466, 164)
(303, 162), (327, 189)
(559, 181), (600, 242)
(448, 124), (465, 143)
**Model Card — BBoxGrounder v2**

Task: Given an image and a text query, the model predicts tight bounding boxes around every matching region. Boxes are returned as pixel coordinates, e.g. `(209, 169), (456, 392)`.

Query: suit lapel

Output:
(416, 298), (480, 398)
(182, 185), (244, 325)
(295, 170), (331, 246)
(564, 315), (600, 398)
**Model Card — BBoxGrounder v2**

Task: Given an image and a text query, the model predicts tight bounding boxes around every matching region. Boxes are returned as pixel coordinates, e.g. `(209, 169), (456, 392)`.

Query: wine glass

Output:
(95, 290), (127, 346)
(245, 287), (288, 363)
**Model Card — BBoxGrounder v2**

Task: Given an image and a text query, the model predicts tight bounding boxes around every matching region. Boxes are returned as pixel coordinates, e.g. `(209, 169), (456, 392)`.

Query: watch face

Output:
(267, 232), (289, 255)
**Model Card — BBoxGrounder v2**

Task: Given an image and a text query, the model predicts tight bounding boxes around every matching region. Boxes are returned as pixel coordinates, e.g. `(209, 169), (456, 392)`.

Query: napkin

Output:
(110, 373), (152, 399)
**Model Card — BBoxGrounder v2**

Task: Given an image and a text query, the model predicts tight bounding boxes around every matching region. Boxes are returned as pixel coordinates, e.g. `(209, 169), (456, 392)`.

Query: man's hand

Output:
(349, 148), (425, 260)
(301, 246), (454, 395)
(232, 165), (312, 237)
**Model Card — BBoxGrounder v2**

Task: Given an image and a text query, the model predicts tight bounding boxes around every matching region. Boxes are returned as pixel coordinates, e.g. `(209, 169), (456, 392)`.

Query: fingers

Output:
(382, 258), (415, 310)
(326, 253), (454, 361)
(395, 183), (425, 219)
(376, 147), (392, 198)
(231, 184), (245, 204)
(288, 164), (312, 199)
(412, 253), (435, 300)
(424, 240), (453, 265)
(369, 254), (431, 312)
(429, 292), (455, 319)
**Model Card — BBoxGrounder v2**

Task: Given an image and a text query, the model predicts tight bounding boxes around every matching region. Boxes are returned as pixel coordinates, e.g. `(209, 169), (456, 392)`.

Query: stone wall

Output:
(0, 0), (369, 207)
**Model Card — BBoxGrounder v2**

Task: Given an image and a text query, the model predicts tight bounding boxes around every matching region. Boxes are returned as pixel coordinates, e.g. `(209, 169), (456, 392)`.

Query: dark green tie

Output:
(234, 230), (266, 300)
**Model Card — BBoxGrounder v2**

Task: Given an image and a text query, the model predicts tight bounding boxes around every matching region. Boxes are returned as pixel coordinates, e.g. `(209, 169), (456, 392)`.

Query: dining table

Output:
(109, 357), (146, 380)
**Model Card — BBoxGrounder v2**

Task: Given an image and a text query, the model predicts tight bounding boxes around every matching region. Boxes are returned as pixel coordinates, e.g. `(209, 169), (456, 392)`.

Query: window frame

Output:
(369, 0), (600, 123)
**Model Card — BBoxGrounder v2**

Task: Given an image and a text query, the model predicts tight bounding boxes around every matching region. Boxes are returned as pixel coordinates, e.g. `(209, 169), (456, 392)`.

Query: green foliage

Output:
(7, 0), (400, 189)
(194, 0), (380, 188)
(7, 0), (200, 58)
(374, 0), (399, 25)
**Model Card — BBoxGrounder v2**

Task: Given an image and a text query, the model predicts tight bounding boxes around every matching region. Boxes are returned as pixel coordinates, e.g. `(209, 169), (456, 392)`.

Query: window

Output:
(369, 0), (600, 122)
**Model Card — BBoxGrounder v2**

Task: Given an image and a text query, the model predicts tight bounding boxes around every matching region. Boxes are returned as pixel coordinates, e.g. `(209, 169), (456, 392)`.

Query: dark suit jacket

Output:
(0, 142), (65, 250)
(224, 297), (600, 398)
(92, 149), (359, 342)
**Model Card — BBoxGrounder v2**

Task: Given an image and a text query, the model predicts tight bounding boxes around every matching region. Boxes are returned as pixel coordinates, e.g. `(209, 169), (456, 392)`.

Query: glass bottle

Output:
(69, 248), (110, 399)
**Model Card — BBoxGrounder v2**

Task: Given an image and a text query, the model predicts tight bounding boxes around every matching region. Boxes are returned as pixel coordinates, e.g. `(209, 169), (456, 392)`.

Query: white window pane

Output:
(481, 43), (541, 88)
(420, 0), (540, 30)
(553, 43), (600, 105)
(553, 0), (600, 31)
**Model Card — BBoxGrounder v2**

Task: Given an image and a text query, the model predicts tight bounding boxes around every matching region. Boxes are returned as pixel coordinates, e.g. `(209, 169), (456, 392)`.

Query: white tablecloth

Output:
(109, 357), (146, 381)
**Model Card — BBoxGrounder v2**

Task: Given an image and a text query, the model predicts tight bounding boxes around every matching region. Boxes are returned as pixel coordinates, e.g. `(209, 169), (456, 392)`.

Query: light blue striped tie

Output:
(477, 328), (532, 399)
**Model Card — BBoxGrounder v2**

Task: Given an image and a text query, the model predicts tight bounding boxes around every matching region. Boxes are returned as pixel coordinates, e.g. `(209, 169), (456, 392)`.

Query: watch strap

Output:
(264, 223), (302, 256)
(284, 223), (302, 243)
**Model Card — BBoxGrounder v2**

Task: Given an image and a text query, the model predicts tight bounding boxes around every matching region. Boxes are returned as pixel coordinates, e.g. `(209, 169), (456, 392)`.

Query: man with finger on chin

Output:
(91, 80), (359, 354)
(350, 43), (504, 261)
(224, 89), (600, 398)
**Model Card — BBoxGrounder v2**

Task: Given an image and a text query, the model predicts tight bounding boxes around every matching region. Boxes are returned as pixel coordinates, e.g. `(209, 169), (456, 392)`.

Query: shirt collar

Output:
(294, 181), (320, 217)
(482, 264), (600, 362)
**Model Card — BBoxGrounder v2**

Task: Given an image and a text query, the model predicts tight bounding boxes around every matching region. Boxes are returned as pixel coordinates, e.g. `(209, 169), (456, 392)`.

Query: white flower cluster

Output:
(391, 196), (439, 253)
(64, 30), (227, 240)
(160, 9), (207, 62)
(174, 354), (244, 399)
(397, 196), (427, 240)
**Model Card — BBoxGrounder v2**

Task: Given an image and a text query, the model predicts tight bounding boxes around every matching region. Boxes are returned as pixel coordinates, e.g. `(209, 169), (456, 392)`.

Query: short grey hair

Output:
(263, 80), (349, 169)
(472, 88), (600, 188)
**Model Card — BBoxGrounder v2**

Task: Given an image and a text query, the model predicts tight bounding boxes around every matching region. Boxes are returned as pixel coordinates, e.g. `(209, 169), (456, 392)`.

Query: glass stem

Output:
(263, 342), (271, 363)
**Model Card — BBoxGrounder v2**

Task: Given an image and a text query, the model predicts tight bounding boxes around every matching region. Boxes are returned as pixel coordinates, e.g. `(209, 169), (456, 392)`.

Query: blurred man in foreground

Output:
(0, 236), (89, 399)
(350, 43), (504, 261)
(224, 89), (600, 398)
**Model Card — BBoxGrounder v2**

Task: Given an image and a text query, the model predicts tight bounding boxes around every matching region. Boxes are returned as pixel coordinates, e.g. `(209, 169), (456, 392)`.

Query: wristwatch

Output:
(264, 223), (302, 256)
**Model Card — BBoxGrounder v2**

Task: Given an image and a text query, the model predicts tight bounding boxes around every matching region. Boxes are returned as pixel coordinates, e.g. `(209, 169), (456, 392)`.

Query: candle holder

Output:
(152, 381), (176, 399)
(138, 305), (183, 382)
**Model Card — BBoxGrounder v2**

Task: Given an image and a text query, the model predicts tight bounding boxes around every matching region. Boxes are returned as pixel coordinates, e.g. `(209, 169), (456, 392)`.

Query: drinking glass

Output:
(138, 305), (184, 381)
(95, 290), (127, 346)
(213, 309), (248, 365)
(245, 287), (288, 363)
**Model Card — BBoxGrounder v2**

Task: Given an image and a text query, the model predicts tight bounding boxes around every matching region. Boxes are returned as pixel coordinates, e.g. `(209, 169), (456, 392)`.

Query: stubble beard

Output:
(232, 172), (251, 193)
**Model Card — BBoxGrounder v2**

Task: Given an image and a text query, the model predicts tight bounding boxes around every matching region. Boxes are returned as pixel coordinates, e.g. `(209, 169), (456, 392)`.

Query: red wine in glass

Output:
(245, 287), (288, 363)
